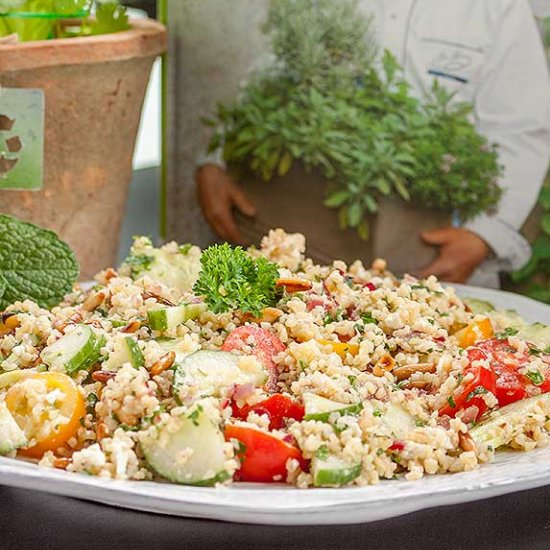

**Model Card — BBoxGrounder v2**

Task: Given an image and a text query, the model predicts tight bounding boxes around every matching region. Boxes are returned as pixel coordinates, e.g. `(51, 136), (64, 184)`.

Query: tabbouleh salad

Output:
(1, 228), (550, 488)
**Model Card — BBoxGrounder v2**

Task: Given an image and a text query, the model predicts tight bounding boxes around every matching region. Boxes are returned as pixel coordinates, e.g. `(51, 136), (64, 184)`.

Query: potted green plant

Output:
(0, 1), (166, 278)
(206, 0), (501, 273)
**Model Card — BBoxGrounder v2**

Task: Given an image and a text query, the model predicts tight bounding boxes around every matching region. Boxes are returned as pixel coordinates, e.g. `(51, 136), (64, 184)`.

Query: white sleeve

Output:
(465, 0), (550, 272)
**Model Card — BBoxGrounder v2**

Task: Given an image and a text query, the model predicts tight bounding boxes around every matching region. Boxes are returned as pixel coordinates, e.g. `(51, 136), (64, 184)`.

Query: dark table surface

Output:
(2, 485), (550, 550)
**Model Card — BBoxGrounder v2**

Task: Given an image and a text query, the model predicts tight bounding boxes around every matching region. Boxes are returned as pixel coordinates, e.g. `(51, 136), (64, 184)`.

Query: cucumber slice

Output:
(173, 350), (267, 398)
(470, 394), (550, 449)
(515, 323), (550, 350)
(104, 335), (145, 371)
(0, 400), (27, 454)
(312, 455), (361, 487)
(140, 400), (230, 485)
(381, 402), (416, 438)
(0, 370), (34, 390)
(147, 303), (207, 331)
(303, 393), (363, 422)
(156, 338), (191, 362)
(41, 325), (100, 374)
(463, 298), (495, 314)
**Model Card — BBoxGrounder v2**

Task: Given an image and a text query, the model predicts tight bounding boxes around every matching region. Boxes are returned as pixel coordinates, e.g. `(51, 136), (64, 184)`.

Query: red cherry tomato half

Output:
(439, 364), (497, 421)
(474, 339), (550, 403)
(232, 394), (305, 430)
(225, 424), (307, 483)
(222, 326), (286, 392)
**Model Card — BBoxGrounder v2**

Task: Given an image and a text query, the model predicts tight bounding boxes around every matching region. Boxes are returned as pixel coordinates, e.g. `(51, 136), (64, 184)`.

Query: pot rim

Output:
(0, 19), (167, 71)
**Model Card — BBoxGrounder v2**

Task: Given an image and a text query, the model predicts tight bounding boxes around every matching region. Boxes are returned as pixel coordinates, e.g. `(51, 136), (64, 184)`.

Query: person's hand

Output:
(196, 164), (256, 245)
(417, 227), (490, 283)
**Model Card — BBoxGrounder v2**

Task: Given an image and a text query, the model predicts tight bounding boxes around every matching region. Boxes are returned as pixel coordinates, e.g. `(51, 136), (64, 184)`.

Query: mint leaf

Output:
(0, 215), (79, 309)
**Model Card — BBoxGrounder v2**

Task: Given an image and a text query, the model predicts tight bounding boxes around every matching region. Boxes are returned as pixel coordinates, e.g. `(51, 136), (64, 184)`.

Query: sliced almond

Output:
(142, 291), (176, 307)
(372, 354), (395, 376)
(276, 277), (313, 293)
(81, 291), (107, 312)
(393, 363), (436, 381)
(150, 351), (176, 377)
(458, 431), (476, 452)
(53, 457), (72, 470)
(121, 320), (141, 333)
(238, 307), (283, 324)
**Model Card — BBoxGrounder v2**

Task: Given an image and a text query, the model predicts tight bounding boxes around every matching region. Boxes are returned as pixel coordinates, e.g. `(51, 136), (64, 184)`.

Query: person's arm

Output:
(196, 164), (256, 245)
(464, 0), (550, 272)
(421, 0), (550, 282)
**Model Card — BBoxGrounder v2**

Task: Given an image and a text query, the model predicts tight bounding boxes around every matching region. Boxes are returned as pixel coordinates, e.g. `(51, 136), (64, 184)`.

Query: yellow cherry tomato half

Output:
(456, 318), (494, 349)
(5, 372), (86, 458)
(316, 339), (360, 360)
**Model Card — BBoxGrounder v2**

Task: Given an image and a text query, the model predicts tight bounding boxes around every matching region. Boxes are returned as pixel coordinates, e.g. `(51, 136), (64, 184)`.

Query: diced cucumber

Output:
(0, 400), (27, 454)
(122, 240), (202, 292)
(463, 298), (495, 314)
(515, 323), (550, 350)
(470, 394), (550, 450)
(41, 325), (101, 374)
(156, 338), (192, 362)
(104, 335), (145, 371)
(173, 350), (267, 398)
(381, 402), (416, 438)
(140, 400), (230, 486)
(0, 370), (34, 390)
(303, 393), (362, 422)
(147, 303), (207, 331)
(312, 455), (361, 487)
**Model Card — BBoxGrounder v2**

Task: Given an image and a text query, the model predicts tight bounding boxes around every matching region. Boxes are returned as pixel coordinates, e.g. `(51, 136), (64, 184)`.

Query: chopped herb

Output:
(545, 346), (550, 355)
(415, 419), (427, 427)
(361, 312), (376, 325)
(529, 346), (543, 357)
(373, 410), (382, 417)
(426, 319), (435, 326)
(466, 386), (489, 401)
(179, 243), (192, 255)
(496, 327), (519, 340)
(456, 372), (464, 385)
(298, 360), (308, 373)
(376, 448), (384, 456)
(411, 284), (428, 291)
(125, 253), (154, 277)
(323, 308), (345, 325)
(187, 404), (203, 426)
(86, 392), (98, 412)
(447, 395), (456, 409)
(390, 453), (402, 464)
(315, 445), (329, 460)
(235, 440), (247, 455)
(348, 375), (357, 387)
(353, 322), (365, 334)
(526, 369), (545, 386)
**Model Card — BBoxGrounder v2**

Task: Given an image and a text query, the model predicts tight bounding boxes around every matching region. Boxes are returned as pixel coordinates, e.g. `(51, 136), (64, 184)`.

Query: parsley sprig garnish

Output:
(193, 243), (279, 316)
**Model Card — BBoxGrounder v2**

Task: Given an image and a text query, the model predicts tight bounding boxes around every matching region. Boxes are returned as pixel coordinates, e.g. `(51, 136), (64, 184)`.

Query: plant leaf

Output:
(0, 215), (79, 309)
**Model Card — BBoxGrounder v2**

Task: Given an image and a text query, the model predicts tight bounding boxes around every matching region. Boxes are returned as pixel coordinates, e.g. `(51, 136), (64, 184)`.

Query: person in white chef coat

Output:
(196, 0), (550, 288)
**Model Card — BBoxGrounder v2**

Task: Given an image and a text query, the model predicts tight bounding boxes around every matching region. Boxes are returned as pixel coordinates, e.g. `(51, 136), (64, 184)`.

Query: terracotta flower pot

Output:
(234, 165), (451, 275)
(0, 19), (166, 279)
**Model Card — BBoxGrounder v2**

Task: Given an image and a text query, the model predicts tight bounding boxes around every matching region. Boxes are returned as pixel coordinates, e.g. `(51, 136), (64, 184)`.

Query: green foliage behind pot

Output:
(0, 0), (129, 41)
(207, 0), (502, 240)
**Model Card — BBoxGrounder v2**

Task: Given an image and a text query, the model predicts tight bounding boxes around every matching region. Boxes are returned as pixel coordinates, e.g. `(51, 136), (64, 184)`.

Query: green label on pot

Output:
(0, 88), (44, 191)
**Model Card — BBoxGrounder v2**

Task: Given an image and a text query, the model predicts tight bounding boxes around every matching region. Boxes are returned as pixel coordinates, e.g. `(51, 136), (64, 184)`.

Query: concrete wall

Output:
(164, 0), (270, 246)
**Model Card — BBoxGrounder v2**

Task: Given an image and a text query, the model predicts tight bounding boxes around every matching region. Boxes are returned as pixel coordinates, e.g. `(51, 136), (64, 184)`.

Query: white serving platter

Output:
(0, 285), (549, 525)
